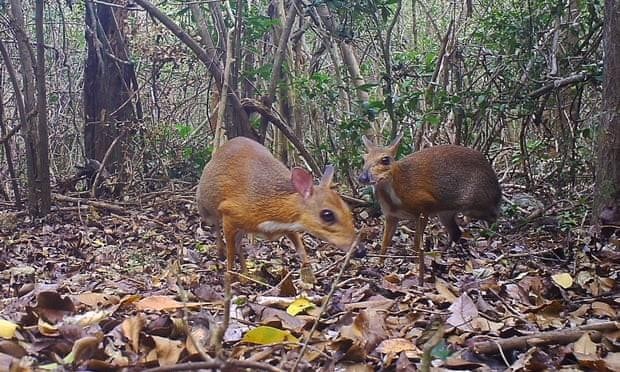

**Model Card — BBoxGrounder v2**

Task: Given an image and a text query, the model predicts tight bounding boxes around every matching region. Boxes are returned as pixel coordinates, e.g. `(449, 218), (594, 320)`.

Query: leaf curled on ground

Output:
(573, 332), (597, 356)
(151, 335), (185, 366)
(447, 293), (478, 331)
(121, 315), (145, 352)
(375, 338), (420, 356)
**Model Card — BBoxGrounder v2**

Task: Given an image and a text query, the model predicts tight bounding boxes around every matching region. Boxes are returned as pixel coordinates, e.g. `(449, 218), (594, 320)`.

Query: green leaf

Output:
(175, 124), (192, 139)
(431, 340), (452, 360)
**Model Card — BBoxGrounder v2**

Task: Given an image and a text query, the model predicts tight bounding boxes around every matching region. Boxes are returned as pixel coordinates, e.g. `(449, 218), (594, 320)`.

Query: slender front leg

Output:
(235, 233), (246, 277)
(286, 232), (315, 284)
(413, 214), (428, 283)
(379, 215), (399, 264)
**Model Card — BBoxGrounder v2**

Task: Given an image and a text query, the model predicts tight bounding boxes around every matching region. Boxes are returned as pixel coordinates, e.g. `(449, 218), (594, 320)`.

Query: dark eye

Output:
(320, 209), (336, 224)
(380, 156), (391, 165)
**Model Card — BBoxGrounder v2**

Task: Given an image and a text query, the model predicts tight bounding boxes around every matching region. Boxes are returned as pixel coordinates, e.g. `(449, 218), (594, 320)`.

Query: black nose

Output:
(358, 171), (370, 184)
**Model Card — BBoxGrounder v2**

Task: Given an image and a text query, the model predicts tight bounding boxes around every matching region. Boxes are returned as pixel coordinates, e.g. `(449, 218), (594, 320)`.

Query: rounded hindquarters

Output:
(196, 162), (223, 227)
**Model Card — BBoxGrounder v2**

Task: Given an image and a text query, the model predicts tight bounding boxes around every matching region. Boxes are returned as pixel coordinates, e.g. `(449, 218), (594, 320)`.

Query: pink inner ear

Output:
(291, 168), (314, 199)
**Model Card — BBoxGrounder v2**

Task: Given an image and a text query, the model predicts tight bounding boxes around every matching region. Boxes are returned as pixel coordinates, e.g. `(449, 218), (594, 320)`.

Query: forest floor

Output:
(0, 185), (619, 371)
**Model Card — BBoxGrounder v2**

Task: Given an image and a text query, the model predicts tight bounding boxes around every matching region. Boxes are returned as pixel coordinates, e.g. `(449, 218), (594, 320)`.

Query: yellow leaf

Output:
(38, 318), (59, 337)
(38, 363), (61, 370)
(552, 273), (573, 289)
(286, 298), (315, 316)
(242, 326), (299, 345)
(0, 318), (18, 339)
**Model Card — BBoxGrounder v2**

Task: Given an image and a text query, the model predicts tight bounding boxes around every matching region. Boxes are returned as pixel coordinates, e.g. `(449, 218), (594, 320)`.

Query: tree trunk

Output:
(8, 0), (51, 216)
(594, 0), (620, 221)
(84, 0), (141, 184)
(0, 69), (22, 207)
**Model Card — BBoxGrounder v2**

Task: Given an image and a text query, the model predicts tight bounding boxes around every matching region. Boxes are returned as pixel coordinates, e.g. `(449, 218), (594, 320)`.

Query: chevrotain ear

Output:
(388, 132), (403, 153)
(320, 165), (335, 187)
(362, 135), (375, 150)
(291, 167), (314, 199)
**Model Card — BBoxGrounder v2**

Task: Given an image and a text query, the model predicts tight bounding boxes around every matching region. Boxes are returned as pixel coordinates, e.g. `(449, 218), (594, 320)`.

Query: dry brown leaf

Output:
(531, 300), (565, 328)
(374, 338), (420, 356)
(135, 295), (206, 311)
(573, 332), (597, 356)
(447, 293), (478, 331)
(341, 363), (374, 372)
(0, 341), (27, 358)
(121, 315), (145, 353)
(470, 317), (504, 332)
(395, 351), (416, 371)
(605, 352), (620, 370)
(340, 310), (388, 355)
(250, 304), (308, 333)
(68, 334), (104, 364)
(443, 355), (486, 369)
(504, 283), (531, 305)
(0, 353), (16, 371)
(152, 335), (185, 366)
(571, 304), (591, 317)
(592, 302), (616, 318)
(435, 278), (457, 303)
(344, 298), (394, 311)
(135, 296), (182, 311)
(278, 268), (297, 297)
(74, 292), (120, 308)
(186, 327), (210, 356)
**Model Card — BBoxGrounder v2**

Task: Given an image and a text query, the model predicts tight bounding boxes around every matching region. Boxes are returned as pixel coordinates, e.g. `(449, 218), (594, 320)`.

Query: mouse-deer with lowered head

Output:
(196, 136), (357, 283)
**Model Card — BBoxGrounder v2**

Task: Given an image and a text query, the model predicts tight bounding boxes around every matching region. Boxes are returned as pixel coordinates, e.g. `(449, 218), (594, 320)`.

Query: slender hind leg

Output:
(412, 214), (428, 283)
(438, 211), (462, 244)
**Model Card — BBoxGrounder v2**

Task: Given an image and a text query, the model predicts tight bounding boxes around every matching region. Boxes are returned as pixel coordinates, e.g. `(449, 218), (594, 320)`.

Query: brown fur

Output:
(196, 137), (356, 283)
(360, 134), (501, 279)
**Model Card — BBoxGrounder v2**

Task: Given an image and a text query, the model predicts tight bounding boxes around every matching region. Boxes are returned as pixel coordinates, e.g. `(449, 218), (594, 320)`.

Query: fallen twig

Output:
(292, 236), (360, 370)
(471, 321), (619, 355)
(52, 193), (126, 214)
(142, 359), (284, 372)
